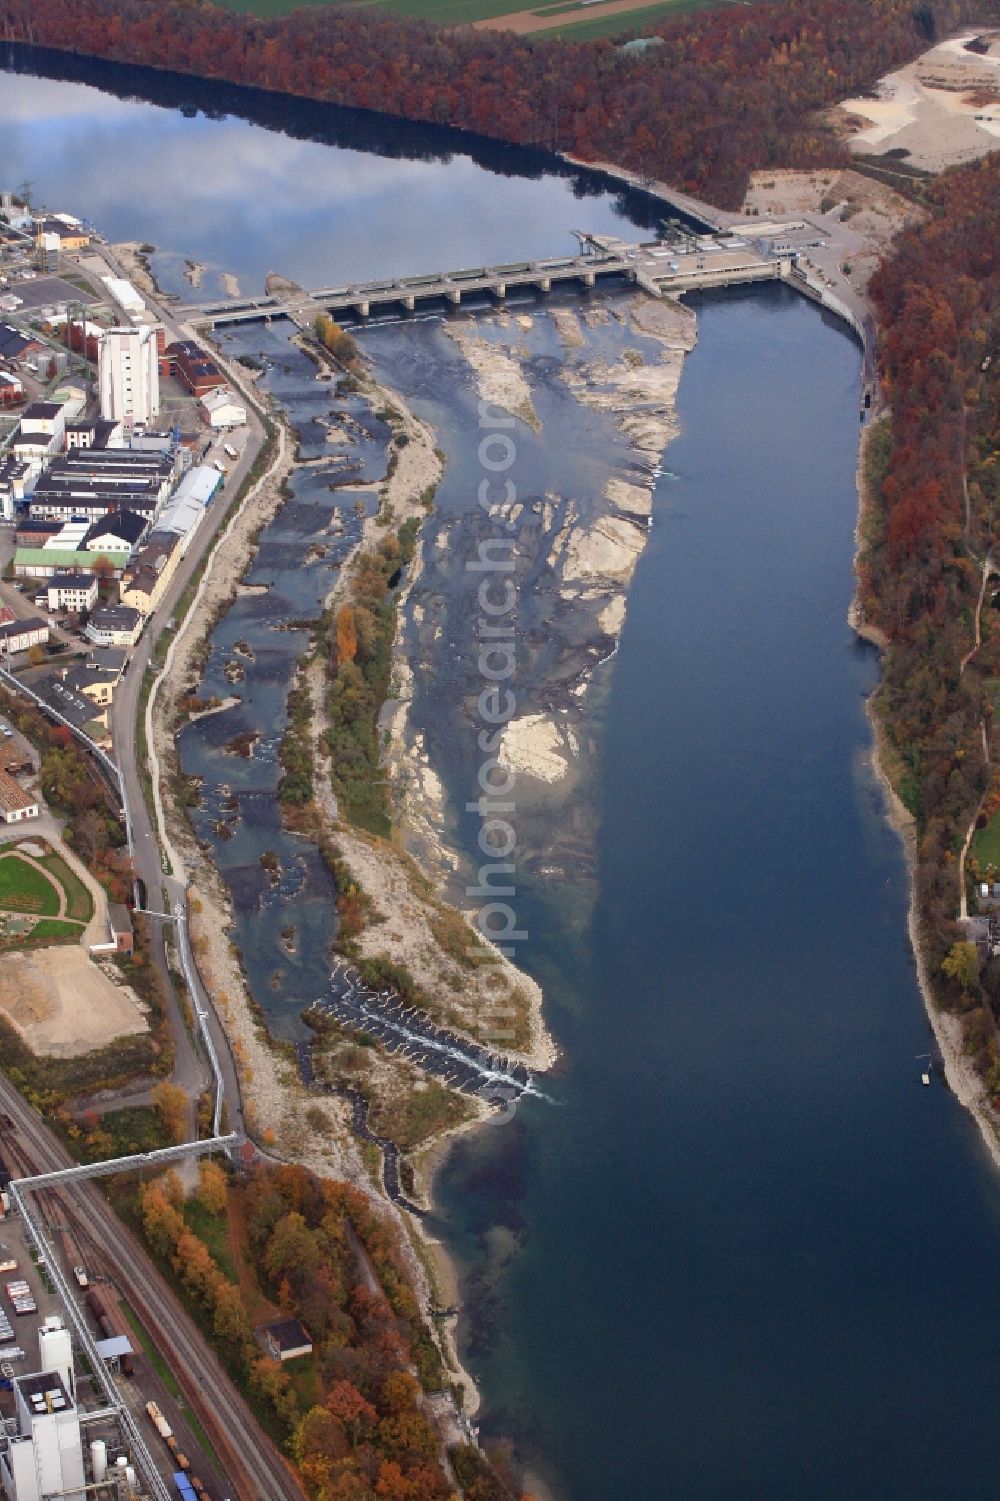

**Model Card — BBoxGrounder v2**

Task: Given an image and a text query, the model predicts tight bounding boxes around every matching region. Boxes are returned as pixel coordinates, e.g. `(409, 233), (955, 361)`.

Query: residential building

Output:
(120, 534), (180, 616)
(47, 573), (99, 614)
(84, 508), (147, 555)
(0, 768), (38, 824)
(98, 325), (160, 426)
(34, 677), (109, 742)
(201, 388), (246, 428)
(85, 646), (127, 680)
(85, 605), (143, 647)
(258, 1318), (313, 1362)
(62, 665), (114, 708)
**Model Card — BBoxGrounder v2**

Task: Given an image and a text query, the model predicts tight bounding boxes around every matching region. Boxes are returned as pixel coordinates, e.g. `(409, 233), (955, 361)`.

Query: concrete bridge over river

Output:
(179, 230), (794, 328)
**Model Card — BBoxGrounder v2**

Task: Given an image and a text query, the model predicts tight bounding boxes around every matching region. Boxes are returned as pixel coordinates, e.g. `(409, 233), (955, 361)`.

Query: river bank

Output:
(850, 422), (1000, 1172)
(149, 315), (553, 1427)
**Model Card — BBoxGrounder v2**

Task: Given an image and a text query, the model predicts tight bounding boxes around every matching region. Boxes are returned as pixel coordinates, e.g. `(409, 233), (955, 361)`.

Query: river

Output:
(5, 52), (1000, 1501)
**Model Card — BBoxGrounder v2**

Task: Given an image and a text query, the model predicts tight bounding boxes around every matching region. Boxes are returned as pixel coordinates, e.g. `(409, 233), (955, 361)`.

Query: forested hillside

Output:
(861, 155), (1000, 1091)
(0, 0), (996, 207)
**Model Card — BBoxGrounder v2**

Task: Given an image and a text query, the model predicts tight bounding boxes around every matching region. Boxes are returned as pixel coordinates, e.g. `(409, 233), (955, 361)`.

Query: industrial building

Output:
(33, 214), (89, 252)
(64, 418), (122, 452)
(0, 769), (39, 825)
(166, 340), (223, 398)
(0, 620), (48, 656)
(100, 276), (145, 318)
(0, 459), (35, 523)
(152, 465), (220, 554)
(28, 449), (174, 523)
(0, 324), (43, 364)
(0, 1368), (84, 1501)
(200, 388), (246, 428)
(12, 403), (66, 462)
(98, 325), (160, 427)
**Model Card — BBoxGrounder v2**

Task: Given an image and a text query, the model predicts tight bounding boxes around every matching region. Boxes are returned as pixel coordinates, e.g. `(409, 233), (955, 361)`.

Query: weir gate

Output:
(178, 230), (793, 328)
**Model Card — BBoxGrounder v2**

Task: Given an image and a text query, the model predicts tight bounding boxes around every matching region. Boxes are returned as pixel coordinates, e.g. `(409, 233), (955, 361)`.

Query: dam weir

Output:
(177, 230), (791, 328)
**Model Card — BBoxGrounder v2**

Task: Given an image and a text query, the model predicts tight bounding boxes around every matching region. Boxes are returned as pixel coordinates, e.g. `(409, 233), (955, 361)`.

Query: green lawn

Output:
(973, 810), (1000, 872)
(38, 852), (93, 923)
(0, 854), (61, 916)
(120, 1300), (181, 1396)
(24, 919), (82, 943)
(182, 1197), (240, 1285)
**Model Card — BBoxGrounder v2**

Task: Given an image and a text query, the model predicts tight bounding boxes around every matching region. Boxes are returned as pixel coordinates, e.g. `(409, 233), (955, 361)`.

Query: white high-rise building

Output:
(38, 1316), (74, 1399)
(98, 325), (160, 426)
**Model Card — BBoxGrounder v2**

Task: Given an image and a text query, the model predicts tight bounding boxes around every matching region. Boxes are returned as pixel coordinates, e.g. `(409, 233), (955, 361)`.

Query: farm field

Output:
(215, 0), (730, 35)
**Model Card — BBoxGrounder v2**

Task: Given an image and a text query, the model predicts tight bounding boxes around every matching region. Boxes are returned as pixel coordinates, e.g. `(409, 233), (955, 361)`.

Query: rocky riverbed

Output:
(368, 291), (696, 893)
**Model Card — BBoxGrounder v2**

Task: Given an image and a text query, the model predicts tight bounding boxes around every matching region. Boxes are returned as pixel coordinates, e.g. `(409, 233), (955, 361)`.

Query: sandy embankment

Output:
(444, 321), (540, 430)
(0, 948), (148, 1058)
(458, 296), (696, 790)
(111, 241), (169, 301)
(837, 31), (1000, 172)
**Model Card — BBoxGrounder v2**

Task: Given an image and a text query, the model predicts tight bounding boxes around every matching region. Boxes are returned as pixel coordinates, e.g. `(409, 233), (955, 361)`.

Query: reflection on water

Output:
(1, 47), (671, 300)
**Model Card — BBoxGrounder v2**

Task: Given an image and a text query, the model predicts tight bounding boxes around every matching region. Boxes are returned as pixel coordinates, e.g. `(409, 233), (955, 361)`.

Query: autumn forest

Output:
(0, 0), (997, 207)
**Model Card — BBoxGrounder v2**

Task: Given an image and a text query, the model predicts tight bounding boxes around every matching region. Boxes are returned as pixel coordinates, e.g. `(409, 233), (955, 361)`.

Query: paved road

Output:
(85, 237), (270, 1136)
(0, 1073), (304, 1501)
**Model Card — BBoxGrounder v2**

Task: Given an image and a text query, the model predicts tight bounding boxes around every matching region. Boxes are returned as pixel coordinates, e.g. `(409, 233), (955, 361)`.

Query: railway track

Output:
(0, 1082), (304, 1501)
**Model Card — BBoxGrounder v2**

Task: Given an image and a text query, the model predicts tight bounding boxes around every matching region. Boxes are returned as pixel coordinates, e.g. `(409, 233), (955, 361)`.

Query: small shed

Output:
(0, 769), (38, 824)
(106, 902), (133, 954)
(257, 1318), (312, 1363)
